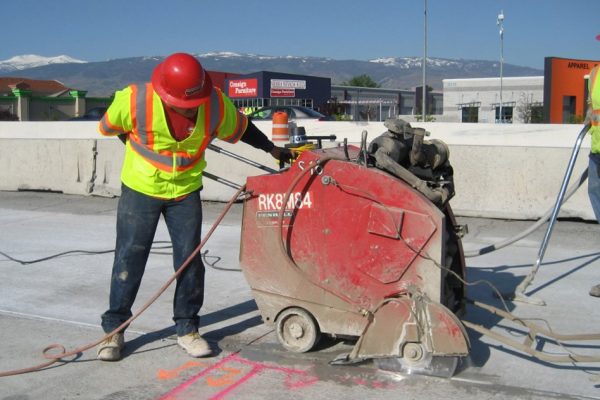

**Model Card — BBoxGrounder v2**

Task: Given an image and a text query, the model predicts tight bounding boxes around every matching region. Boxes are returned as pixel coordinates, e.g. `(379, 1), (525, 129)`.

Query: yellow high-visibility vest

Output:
(99, 83), (248, 198)
(589, 66), (600, 154)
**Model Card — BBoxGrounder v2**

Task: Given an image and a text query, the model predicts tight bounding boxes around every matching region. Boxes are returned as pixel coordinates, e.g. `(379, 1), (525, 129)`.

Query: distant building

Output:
(224, 71), (331, 114)
(0, 77), (109, 121)
(329, 85), (442, 121)
(543, 57), (599, 124)
(441, 57), (599, 124)
(0, 77), (70, 96)
(442, 76), (544, 123)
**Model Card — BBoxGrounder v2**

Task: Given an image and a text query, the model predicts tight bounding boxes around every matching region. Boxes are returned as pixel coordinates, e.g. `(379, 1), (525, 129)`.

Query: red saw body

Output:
(239, 120), (469, 376)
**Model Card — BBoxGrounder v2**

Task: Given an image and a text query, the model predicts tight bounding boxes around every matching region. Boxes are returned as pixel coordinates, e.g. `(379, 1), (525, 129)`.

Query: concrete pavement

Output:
(1, 191), (600, 400)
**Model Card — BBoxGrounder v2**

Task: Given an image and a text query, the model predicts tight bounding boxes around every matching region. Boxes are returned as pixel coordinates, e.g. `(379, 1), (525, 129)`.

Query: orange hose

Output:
(0, 185), (246, 377)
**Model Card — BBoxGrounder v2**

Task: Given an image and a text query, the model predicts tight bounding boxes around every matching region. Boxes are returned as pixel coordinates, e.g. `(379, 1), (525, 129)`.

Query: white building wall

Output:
(443, 76), (544, 123)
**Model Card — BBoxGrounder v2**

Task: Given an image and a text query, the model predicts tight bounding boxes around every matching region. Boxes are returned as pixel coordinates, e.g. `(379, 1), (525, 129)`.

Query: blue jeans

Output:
(589, 153), (600, 223)
(101, 184), (205, 337)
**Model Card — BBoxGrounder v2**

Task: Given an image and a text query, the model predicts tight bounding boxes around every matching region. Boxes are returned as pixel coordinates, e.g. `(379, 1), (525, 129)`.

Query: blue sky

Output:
(2, 0), (598, 69)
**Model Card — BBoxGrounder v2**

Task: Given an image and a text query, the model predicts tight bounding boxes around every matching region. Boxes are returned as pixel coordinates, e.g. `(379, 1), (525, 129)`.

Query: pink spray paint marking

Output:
(157, 352), (319, 400)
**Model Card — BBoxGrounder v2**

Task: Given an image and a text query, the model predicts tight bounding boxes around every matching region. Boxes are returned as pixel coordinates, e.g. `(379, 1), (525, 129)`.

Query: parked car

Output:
(247, 106), (334, 121)
(69, 107), (108, 121)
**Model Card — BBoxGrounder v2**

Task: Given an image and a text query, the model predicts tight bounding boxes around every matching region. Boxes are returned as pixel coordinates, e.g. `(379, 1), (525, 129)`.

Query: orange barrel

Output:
(271, 111), (289, 142)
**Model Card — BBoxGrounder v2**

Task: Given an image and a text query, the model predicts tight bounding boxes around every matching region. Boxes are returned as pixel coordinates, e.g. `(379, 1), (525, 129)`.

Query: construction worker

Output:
(96, 52), (294, 360)
(586, 64), (600, 297)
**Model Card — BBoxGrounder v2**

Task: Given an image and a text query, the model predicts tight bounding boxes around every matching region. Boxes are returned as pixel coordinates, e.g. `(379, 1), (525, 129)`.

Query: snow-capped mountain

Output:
(0, 54), (86, 72)
(0, 52), (543, 96)
(370, 57), (463, 69)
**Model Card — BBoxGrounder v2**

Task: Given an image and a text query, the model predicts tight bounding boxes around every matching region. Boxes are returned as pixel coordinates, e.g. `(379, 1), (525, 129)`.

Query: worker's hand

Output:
(270, 146), (296, 164)
(584, 106), (593, 128)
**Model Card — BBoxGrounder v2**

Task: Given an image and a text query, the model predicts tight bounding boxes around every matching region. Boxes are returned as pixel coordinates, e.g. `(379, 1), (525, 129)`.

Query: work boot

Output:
(177, 332), (212, 357)
(590, 284), (600, 297)
(97, 332), (125, 361)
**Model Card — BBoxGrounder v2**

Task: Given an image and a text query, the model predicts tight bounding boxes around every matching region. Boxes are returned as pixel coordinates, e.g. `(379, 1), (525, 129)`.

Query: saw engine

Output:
(239, 118), (469, 377)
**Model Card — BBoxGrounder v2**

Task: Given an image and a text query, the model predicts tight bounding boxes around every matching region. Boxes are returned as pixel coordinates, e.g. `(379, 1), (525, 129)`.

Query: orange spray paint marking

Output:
(157, 361), (207, 380)
(205, 366), (242, 387)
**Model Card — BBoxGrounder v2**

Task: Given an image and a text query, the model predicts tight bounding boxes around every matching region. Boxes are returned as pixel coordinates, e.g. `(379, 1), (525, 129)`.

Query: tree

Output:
(415, 114), (436, 122)
(342, 74), (380, 88)
(516, 92), (544, 124)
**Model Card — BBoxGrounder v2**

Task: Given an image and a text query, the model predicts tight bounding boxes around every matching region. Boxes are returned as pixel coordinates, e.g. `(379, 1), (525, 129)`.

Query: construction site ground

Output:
(1, 190), (600, 400)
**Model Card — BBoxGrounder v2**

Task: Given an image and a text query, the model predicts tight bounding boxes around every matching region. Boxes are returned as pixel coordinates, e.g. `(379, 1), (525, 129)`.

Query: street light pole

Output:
(422, 0), (428, 122)
(497, 10), (505, 123)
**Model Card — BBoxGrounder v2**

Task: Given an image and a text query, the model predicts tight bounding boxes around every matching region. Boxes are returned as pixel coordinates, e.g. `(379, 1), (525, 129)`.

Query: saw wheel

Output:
(374, 342), (460, 378)
(276, 307), (321, 353)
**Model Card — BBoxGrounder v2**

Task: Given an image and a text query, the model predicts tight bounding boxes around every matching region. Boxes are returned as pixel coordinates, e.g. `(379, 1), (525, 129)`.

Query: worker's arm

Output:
(212, 89), (293, 163)
(585, 92), (592, 126)
(240, 120), (294, 163)
(585, 66), (596, 128)
(98, 87), (133, 143)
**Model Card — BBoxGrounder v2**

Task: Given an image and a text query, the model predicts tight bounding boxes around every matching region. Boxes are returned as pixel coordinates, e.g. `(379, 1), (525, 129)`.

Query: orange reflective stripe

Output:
(99, 113), (125, 136)
(192, 89), (222, 161)
(221, 111), (248, 143)
(130, 85), (138, 138)
(175, 153), (203, 172)
(185, 89), (223, 166)
(592, 110), (600, 126)
(193, 92), (212, 158)
(132, 140), (168, 164)
(129, 139), (172, 172)
(232, 112), (247, 142)
(130, 134), (205, 172)
(129, 86), (172, 171)
(217, 87), (247, 143)
(128, 84), (221, 173)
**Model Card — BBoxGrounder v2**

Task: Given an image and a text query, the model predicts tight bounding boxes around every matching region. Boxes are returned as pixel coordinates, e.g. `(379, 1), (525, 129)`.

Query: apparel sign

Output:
(270, 79), (306, 98)
(228, 79), (258, 98)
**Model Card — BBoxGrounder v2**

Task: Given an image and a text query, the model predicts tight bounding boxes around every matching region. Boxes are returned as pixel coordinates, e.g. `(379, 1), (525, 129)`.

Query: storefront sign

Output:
(567, 61), (591, 69)
(228, 79), (258, 98)
(270, 79), (306, 90)
(270, 88), (295, 97)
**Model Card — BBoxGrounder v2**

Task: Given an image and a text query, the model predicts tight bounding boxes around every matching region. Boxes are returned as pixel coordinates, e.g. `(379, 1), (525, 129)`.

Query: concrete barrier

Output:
(0, 120), (593, 221)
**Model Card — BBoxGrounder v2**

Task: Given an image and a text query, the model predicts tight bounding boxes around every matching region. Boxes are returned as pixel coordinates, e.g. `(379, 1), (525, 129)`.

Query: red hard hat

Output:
(151, 53), (213, 108)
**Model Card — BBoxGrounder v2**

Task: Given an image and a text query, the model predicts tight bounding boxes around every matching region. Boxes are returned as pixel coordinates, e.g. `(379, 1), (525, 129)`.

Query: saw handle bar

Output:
(202, 171), (243, 190)
(208, 143), (278, 174)
(305, 135), (337, 148)
(513, 124), (591, 301)
(204, 142), (280, 190)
